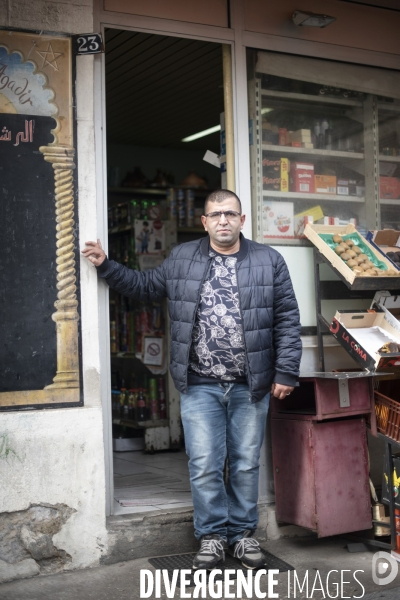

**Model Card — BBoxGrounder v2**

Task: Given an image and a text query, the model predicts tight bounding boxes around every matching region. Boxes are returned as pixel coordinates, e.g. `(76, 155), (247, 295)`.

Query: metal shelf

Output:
(108, 186), (210, 196)
(380, 198), (400, 205)
(379, 155), (400, 163)
(261, 88), (363, 107)
(264, 238), (312, 247)
(262, 144), (363, 160)
(262, 190), (365, 203)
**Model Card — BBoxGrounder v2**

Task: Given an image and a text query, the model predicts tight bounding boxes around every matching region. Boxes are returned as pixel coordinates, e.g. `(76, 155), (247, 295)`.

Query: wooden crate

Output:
(304, 223), (400, 285)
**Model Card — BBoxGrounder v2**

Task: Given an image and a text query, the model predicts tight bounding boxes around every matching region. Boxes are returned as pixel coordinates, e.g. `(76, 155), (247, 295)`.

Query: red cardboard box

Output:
(380, 177), (400, 199)
(290, 162), (315, 193)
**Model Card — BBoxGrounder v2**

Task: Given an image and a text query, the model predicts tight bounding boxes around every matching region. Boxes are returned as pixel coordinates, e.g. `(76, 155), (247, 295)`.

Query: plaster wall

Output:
(0, 0), (107, 582)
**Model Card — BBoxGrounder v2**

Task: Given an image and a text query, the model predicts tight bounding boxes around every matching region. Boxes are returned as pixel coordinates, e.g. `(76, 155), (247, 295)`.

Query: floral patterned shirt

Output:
(188, 249), (246, 382)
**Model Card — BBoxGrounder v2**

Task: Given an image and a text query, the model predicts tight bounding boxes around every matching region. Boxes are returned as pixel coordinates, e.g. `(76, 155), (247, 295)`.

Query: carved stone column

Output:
(40, 145), (79, 389)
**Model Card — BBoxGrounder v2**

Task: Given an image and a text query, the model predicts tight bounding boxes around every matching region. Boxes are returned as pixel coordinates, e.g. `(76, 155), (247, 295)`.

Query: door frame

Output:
(93, 6), (248, 516)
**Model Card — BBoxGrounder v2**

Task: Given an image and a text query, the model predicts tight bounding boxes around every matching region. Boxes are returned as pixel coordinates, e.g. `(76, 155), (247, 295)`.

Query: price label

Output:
(74, 33), (104, 55)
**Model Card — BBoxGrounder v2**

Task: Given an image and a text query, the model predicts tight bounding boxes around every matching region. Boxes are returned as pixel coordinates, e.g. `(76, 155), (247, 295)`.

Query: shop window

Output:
(247, 50), (400, 246)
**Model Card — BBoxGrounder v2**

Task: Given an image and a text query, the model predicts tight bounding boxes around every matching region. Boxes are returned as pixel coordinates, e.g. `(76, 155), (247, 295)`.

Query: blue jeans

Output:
(180, 383), (269, 545)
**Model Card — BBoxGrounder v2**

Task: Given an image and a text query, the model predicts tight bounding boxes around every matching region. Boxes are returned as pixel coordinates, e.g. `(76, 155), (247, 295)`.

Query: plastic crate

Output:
(375, 391), (400, 442)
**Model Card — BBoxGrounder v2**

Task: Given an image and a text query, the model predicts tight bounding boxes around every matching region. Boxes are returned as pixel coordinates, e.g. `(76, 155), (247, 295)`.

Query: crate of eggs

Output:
(304, 223), (400, 286)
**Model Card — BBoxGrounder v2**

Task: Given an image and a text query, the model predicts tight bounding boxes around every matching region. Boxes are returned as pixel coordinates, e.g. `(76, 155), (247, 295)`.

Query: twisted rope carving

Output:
(40, 146), (78, 322)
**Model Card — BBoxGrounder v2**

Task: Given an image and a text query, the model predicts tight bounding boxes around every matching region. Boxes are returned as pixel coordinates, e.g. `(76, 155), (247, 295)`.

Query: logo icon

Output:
(372, 551), (399, 586)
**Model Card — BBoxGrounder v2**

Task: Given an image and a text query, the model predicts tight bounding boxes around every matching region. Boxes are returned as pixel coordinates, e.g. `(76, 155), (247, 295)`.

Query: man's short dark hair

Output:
(204, 189), (242, 215)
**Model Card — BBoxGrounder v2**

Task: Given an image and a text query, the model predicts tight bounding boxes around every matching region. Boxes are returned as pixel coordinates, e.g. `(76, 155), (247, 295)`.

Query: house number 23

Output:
(74, 33), (103, 55)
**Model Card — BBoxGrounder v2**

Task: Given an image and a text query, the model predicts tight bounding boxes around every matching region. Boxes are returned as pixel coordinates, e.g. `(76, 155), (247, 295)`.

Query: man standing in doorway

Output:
(82, 190), (302, 570)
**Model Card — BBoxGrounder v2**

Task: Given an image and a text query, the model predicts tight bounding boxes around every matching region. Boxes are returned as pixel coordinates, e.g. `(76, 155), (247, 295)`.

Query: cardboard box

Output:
(366, 229), (400, 271)
(330, 310), (400, 373)
(380, 177), (400, 199)
(337, 179), (358, 196)
(304, 223), (400, 285)
(263, 201), (294, 238)
(289, 129), (312, 143)
(263, 157), (289, 192)
(290, 162), (315, 193)
(315, 174), (337, 195)
(294, 205), (324, 238)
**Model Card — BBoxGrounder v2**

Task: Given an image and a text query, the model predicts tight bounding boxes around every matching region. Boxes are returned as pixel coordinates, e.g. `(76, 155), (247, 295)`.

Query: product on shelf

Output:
(294, 205), (324, 238)
(181, 170), (207, 188)
(262, 121), (279, 144)
(380, 177), (400, 200)
(315, 175), (337, 195)
(136, 388), (148, 421)
(158, 377), (166, 420)
(289, 129), (312, 145)
(166, 188), (177, 220)
(177, 189), (185, 227)
(263, 201), (294, 238)
(278, 128), (287, 146)
(336, 179), (357, 196)
(289, 162), (315, 193)
(186, 189), (195, 228)
(323, 217), (357, 227)
(262, 157), (289, 191)
(149, 378), (159, 420)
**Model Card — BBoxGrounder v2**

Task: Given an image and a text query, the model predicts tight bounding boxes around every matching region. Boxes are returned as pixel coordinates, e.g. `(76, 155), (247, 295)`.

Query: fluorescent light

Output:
(261, 108), (274, 115)
(182, 125), (221, 142)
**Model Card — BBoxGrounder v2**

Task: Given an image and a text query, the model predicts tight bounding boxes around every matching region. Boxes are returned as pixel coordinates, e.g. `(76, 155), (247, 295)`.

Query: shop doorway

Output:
(104, 29), (227, 515)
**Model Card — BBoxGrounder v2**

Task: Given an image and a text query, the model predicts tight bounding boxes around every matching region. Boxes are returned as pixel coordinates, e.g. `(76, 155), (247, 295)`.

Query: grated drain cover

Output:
(148, 550), (294, 587)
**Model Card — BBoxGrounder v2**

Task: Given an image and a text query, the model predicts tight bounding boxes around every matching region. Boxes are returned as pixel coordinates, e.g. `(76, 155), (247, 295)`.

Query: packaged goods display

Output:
(315, 175), (337, 195)
(262, 157), (289, 191)
(263, 201), (294, 238)
(380, 177), (400, 200)
(289, 162), (315, 193)
(111, 374), (168, 426)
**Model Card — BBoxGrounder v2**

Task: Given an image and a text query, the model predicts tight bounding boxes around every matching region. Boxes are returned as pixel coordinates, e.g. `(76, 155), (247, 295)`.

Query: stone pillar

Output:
(40, 145), (79, 389)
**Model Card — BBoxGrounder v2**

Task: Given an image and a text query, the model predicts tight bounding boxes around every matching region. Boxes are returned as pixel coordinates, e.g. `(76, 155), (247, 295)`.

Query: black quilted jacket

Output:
(97, 234), (302, 402)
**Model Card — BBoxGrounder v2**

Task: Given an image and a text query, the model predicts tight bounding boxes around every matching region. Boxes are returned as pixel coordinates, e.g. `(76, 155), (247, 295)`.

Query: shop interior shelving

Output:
(108, 186), (209, 235)
(249, 76), (400, 244)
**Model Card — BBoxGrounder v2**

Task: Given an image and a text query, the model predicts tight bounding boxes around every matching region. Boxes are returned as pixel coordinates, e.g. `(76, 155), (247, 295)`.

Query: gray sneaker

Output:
(193, 534), (226, 570)
(228, 531), (266, 569)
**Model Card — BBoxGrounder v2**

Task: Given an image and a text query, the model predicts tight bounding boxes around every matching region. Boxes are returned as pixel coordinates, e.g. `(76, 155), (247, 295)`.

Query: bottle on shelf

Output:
(186, 190), (194, 228)
(141, 200), (149, 220)
(149, 378), (159, 421)
(314, 121), (321, 149)
(128, 389), (135, 420)
(136, 388), (148, 421)
(119, 387), (127, 418)
(325, 121), (334, 151)
(158, 377), (166, 420)
(177, 189), (185, 227)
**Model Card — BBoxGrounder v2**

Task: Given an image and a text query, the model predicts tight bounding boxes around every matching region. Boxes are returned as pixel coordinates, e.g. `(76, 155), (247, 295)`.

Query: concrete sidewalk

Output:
(1, 535), (400, 599)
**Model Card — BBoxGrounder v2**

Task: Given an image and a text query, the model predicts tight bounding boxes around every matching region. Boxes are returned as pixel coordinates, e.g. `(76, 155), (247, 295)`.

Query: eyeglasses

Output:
(204, 210), (242, 221)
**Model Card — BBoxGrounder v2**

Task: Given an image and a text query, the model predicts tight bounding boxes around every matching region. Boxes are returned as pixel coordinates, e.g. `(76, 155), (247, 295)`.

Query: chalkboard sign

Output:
(0, 114), (58, 391)
(0, 31), (80, 408)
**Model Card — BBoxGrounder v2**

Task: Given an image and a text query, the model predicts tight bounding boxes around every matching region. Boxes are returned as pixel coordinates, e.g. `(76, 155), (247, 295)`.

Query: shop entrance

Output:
(104, 29), (226, 515)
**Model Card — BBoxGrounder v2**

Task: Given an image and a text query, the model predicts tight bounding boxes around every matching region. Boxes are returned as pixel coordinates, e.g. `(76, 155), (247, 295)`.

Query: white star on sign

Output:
(36, 42), (63, 71)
